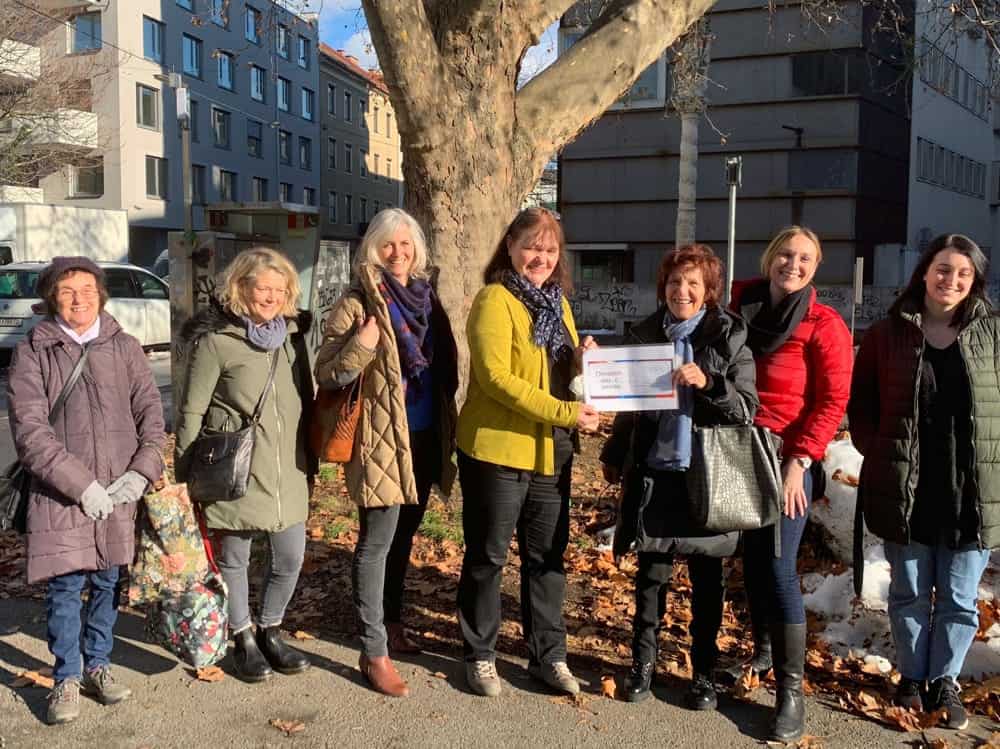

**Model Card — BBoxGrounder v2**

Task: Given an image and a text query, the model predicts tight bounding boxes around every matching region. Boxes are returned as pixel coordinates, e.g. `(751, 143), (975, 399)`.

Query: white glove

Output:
(107, 470), (148, 505)
(80, 481), (113, 520)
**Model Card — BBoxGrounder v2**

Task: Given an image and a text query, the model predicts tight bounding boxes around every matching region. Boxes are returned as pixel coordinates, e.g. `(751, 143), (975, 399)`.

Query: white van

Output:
(0, 261), (171, 353)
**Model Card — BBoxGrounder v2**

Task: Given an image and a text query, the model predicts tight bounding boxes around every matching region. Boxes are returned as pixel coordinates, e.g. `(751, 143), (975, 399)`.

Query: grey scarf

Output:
(242, 314), (287, 351)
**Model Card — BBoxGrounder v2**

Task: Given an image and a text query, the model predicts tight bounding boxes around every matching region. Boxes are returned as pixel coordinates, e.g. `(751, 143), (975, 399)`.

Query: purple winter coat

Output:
(8, 313), (166, 584)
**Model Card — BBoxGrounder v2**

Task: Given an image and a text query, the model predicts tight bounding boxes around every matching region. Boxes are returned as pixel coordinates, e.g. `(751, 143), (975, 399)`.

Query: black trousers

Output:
(457, 449), (572, 664)
(632, 552), (724, 675)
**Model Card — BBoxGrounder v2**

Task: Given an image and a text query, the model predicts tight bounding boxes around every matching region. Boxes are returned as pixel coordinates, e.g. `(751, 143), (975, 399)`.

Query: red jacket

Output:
(731, 280), (853, 461)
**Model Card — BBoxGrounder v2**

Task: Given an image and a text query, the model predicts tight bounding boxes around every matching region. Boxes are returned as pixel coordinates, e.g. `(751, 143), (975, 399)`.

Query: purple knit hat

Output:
(36, 256), (105, 300)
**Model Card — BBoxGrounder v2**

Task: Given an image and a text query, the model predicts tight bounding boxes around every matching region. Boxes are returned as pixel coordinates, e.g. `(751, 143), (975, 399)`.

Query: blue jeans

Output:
(46, 567), (121, 683)
(884, 540), (990, 682)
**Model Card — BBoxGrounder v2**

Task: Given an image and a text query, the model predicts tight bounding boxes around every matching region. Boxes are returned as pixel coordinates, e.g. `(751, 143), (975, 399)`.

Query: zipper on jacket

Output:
(271, 351), (284, 529)
(901, 324), (923, 542)
(957, 331), (984, 549)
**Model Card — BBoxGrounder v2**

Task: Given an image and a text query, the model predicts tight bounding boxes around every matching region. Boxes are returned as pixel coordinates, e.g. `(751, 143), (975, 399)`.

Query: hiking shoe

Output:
(894, 677), (925, 711)
(46, 679), (80, 725)
(466, 659), (502, 697)
(930, 677), (968, 730)
(685, 672), (718, 711)
(529, 661), (580, 695)
(624, 660), (654, 703)
(81, 665), (132, 705)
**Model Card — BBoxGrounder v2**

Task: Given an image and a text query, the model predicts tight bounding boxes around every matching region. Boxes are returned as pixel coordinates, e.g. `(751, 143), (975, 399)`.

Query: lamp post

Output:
(724, 155), (742, 305)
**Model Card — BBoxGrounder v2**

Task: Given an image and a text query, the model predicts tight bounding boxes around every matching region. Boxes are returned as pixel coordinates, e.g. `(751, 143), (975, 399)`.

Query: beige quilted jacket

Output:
(314, 263), (458, 508)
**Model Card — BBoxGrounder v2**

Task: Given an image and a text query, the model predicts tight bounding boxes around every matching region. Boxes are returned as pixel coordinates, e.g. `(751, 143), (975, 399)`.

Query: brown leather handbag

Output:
(310, 372), (364, 463)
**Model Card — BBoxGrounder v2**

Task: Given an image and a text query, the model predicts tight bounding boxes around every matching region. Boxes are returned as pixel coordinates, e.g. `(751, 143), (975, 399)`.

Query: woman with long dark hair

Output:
(850, 233), (998, 732)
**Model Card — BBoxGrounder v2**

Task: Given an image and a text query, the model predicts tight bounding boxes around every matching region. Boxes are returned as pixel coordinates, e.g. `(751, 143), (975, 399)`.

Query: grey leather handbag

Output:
(187, 352), (279, 503)
(686, 397), (783, 533)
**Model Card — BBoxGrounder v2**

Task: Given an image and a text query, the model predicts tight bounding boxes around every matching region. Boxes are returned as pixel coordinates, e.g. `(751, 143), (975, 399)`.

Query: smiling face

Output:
(665, 264), (707, 321)
(508, 229), (559, 288)
(378, 223), (415, 284)
(924, 248), (974, 313)
(55, 270), (101, 333)
(246, 268), (288, 324)
(768, 232), (819, 299)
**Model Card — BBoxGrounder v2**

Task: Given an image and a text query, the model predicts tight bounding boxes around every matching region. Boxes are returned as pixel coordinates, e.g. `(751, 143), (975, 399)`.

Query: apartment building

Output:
(319, 43), (403, 249)
(2, 0), (321, 265)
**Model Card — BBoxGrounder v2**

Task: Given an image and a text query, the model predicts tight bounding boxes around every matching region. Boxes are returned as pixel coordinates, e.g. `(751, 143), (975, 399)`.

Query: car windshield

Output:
(0, 270), (40, 300)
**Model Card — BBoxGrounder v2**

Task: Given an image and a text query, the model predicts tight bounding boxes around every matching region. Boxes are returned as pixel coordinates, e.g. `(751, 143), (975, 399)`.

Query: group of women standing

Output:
(9, 208), (997, 740)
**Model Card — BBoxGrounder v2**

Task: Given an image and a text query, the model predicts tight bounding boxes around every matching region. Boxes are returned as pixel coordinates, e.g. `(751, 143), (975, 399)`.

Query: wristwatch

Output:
(793, 456), (813, 470)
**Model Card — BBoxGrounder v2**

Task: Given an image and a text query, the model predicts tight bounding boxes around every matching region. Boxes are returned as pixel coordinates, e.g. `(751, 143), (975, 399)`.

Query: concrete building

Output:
(318, 44), (403, 249)
(1, 0), (321, 265)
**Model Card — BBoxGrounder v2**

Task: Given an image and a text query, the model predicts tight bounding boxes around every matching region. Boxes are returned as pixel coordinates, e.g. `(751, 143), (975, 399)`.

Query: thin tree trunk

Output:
(675, 110), (699, 248)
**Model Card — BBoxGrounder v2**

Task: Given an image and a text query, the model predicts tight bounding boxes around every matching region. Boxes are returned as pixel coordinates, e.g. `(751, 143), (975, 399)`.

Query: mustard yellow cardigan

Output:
(457, 283), (581, 475)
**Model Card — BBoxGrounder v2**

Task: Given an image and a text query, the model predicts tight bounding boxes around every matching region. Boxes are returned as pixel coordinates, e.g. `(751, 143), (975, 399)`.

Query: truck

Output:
(0, 203), (128, 265)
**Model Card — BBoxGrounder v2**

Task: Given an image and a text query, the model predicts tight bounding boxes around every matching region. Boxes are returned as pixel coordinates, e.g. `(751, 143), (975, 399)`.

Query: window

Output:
(105, 269), (137, 298)
(210, 0), (227, 26)
(183, 35), (202, 77)
(373, 153), (380, 178)
(327, 84), (336, 115)
(251, 176), (268, 201)
(386, 112), (392, 138)
(219, 169), (237, 201)
(359, 99), (366, 127)
(303, 187), (315, 206)
(299, 137), (312, 170)
(787, 149), (857, 191)
(344, 143), (352, 173)
(217, 51), (234, 90)
(297, 36), (311, 69)
(250, 65), (265, 102)
(791, 51), (855, 96)
(360, 150), (367, 177)
(328, 191), (337, 222)
(135, 271), (169, 300)
(177, 0), (193, 10)
(386, 159), (393, 180)
(247, 119), (263, 158)
(189, 99), (200, 142)
(577, 251), (634, 283)
(72, 12), (101, 53)
(344, 91), (352, 121)
(280, 182), (293, 202)
(277, 77), (290, 112)
(373, 105), (379, 133)
(192, 164), (206, 204)
(136, 84), (159, 129)
(212, 107), (231, 148)
(327, 138), (336, 169)
(301, 88), (315, 121)
(245, 5), (260, 43)
(145, 156), (168, 199)
(344, 194), (353, 224)
(373, 200), (380, 215)
(72, 162), (103, 197)
(278, 130), (291, 164)
(276, 25), (290, 59)
(360, 197), (367, 220)
(143, 17), (163, 63)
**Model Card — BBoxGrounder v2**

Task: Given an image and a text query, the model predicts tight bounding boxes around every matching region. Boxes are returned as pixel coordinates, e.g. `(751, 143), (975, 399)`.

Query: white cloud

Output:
(342, 29), (379, 70)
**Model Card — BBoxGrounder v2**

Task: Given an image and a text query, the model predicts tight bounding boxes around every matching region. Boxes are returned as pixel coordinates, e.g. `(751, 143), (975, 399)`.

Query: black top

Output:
(911, 341), (978, 547)
(549, 324), (575, 471)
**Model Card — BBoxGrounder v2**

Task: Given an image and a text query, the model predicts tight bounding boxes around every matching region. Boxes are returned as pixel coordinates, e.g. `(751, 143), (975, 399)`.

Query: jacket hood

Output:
(179, 299), (312, 345)
(627, 304), (747, 354)
(29, 310), (123, 351)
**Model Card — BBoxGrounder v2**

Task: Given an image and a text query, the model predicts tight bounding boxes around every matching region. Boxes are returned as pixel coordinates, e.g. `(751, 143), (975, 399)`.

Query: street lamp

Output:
(724, 155), (742, 305)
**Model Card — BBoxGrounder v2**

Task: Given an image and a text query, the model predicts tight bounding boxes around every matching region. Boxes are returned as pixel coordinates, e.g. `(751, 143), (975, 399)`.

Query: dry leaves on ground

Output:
(269, 718), (306, 736)
(291, 630), (315, 640)
(600, 674), (618, 700)
(9, 667), (54, 689)
(195, 666), (225, 683)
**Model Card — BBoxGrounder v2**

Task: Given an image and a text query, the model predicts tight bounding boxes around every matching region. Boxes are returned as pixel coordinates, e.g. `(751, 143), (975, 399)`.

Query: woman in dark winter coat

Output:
(8, 256), (166, 725)
(731, 226), (853, 741)
(850, 234), (1000, 732)
(175, 247), (316, 684)
(600, 244), (758, 707)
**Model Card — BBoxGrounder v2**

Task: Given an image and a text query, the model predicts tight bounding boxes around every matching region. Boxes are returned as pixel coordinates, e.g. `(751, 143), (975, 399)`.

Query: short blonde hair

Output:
(353, 208), (429, 280)
(759, 225), (823, 276)
(218, 246), (301, 318)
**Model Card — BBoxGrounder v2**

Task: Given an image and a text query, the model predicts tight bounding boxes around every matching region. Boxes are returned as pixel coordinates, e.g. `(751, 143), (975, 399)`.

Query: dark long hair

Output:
(482, 208), (573, 293)
(889, 233), (991, 328)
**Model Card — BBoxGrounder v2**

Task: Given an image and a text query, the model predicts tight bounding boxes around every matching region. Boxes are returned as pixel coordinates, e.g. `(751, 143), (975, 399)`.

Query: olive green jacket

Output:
(175, 306), (316, 532)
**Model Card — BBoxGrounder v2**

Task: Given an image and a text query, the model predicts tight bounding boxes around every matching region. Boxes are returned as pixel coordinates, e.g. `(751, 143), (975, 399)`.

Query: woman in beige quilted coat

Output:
(315, 208), (459, 698)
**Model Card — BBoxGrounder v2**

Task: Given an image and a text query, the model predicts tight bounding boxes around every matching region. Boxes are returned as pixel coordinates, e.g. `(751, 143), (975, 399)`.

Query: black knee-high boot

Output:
(769, 622), (806, 741)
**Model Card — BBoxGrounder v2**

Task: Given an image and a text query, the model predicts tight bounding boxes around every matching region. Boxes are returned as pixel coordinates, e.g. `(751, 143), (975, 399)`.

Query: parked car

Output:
(0, 261), (170, 354)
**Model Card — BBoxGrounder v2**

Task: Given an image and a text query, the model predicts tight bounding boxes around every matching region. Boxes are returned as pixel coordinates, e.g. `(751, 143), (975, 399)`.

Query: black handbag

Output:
(1, 344), (91, 533)
(186, 351), (280, 503)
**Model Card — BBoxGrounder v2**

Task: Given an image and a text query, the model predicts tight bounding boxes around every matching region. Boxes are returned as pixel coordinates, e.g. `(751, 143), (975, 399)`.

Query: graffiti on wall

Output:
(570, 283), (656, 332)
(308, 241), (351, 355)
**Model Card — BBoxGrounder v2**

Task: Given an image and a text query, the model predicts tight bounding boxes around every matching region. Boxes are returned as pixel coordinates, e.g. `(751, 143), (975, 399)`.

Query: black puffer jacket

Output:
(601, 305), (759, 558)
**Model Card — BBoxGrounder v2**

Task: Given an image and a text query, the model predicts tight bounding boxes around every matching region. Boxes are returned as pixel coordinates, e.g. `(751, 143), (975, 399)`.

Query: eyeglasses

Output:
(56, 287), (98, 302)
(252, 285), (288, 297)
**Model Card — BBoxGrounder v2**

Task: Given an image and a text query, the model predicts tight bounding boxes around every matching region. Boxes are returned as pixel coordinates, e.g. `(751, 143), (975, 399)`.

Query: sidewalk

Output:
(0, 599), (990, 749)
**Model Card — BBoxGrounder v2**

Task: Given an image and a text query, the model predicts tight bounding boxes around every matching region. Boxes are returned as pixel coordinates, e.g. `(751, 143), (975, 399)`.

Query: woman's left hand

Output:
(673, 363), (708, 390)
(782, 459), (809, 519)
(574, 336), (598, 371)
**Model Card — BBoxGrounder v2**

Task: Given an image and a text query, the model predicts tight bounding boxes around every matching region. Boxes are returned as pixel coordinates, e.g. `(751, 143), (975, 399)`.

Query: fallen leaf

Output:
(882, 705), (922, 732)
(431, 671), (447, 679)
(794, 736), (825, 749)
(11, 669), (54, 689)
(196, 666), (225, 683)
(269, 718), (306, 736)
(927, 738), (949, 749)
(733, 666), (760, 699)
(600, 674), (617, 700)
(291, 630), (315, 641)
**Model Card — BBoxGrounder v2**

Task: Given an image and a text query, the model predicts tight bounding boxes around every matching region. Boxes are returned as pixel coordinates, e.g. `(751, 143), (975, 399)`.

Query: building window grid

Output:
(145, 156), (168, 199)
(210, 0), (227, 26)
(297, 36), (311, 70)
(344, 143), (352, 173)
(72, 162), (103, 197)
(183, 34), (202, 78)
(328, 191), (337, 222)
(373, 153), (380, 179)
(250, 65), (266, 102)
(299, 137), (312, 170)
(373, 105), (379, 133)
(280, 182), (292, 202)
(247, 119), (263, 158)
(245, 5), (260, 44)
(276, 25), (290, 58)
(360, 150), (367, 178)
(278, 130), (291, 164)
(301, 88), (315, 121)
(916, 137), (987, 198)
(220, 169), (237, 201)
(142, 17), (163, 63)
(192, 164), (206, 204)
(327, 84), (336, 115)
(328, 138), (336, 169)
(217, 51), (234, 91)
(136, 84), (159, 130)
(72, 12), (102, 53)
(360, 197), (367, 221)
(277, 77), (290, 112)
(344, 91), (352, 122)
(920, 37), (991, 120)
(345, 193), (353, 224)
(303, 187), (315, 206)
(177, 0), (193, 10)
(212, 107), (231, 148)
(252, 176), (268, 201)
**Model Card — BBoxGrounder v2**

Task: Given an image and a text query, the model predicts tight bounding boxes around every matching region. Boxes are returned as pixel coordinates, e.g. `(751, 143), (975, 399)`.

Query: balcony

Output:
(33, 0), (101, 8)
(0, 109), (98, 151)
(0, 40), (41, 84)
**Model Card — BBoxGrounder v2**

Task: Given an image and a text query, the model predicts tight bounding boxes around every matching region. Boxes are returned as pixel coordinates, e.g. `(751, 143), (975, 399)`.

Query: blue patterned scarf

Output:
(379, 270), (433, 401)
(501, 270), (572, 361)
(646, 307), (706, 471)
(241, 314), (287, 351)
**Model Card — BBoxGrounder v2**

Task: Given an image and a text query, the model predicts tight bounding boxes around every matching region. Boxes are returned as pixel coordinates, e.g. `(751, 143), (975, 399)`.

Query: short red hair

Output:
(656, 244), (723, 306)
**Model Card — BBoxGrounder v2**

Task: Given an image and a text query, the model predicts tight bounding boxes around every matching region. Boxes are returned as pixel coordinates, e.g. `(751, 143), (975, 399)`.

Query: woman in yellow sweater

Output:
(456, 207), (600, 698)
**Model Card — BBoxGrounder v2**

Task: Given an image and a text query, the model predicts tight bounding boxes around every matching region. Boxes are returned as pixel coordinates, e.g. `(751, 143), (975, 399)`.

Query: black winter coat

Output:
(600, 305), (760, 558)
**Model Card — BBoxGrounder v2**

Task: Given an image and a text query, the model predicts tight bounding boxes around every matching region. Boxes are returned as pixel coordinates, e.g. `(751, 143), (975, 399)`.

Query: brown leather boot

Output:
(359, 654), (410, 697)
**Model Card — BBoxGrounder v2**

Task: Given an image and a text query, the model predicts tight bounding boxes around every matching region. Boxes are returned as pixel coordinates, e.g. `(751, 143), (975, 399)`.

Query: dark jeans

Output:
(742, 470), (813, 625)
(457, 449), (572, 665)
(46, 566), (121, 683)
(632, 553), (724, 674)
(353, 431), (436, 657)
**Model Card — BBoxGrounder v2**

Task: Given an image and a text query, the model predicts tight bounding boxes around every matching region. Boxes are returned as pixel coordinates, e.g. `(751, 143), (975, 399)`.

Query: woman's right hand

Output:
(357, 315), (380, 350)
(576, 403), (600, 432)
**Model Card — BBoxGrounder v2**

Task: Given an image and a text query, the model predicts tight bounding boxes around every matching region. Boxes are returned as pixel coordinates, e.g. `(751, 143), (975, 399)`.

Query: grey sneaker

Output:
(46, 679), (80, 725)
(529, 661), (580, 695)
(81, 665), (132, 705)
(465, 659), (502, 697)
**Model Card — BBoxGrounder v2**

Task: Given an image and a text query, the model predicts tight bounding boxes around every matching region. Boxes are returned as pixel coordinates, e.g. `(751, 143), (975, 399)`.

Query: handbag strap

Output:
(49, 344), (91, 426)
(248, 350), (281, 426)
(194, 503), (220, 575)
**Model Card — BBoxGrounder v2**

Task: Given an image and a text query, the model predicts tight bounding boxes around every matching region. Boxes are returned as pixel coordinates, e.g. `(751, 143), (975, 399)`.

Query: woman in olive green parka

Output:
(175, 247), (317, 684)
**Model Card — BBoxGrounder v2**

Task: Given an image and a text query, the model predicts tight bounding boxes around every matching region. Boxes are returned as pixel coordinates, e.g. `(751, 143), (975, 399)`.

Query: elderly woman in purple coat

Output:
(7, 256), (165, 726)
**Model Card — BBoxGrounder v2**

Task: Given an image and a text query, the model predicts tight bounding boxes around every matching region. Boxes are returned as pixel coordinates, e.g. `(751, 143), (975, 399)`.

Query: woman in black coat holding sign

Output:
(600, 244), (758, 708)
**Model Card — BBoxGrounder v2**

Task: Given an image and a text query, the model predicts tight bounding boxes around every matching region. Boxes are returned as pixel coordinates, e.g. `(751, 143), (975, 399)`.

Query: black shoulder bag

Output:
(186, 350), (280, 503)
(1, 344), (91, 533)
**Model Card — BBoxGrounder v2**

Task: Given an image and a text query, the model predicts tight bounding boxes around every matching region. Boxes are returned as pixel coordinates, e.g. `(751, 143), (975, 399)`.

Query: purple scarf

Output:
(379, 270), (433, 399)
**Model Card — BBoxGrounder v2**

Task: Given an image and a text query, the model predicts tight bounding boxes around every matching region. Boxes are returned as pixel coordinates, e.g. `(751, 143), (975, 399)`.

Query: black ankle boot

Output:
(233, 628), (273, 683)
(769, 622), (807, 742)
(685, 673), (718, 711)
(257, 626), (310, 675)
(624, 660), (654, 703)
